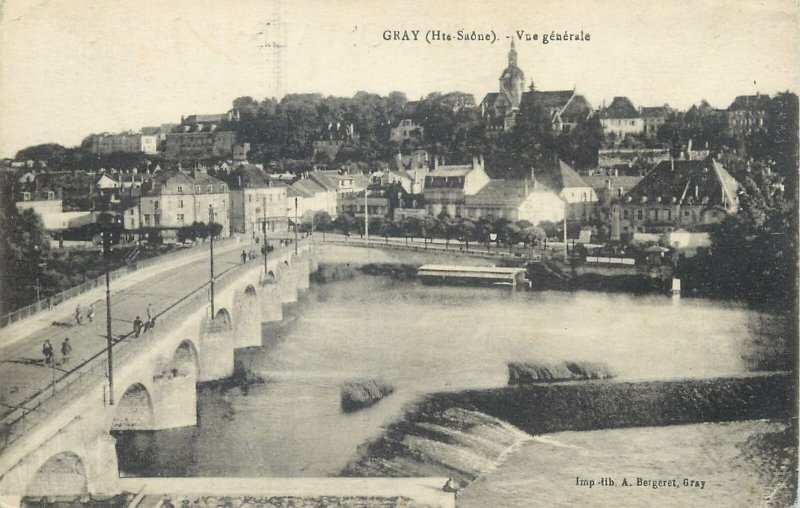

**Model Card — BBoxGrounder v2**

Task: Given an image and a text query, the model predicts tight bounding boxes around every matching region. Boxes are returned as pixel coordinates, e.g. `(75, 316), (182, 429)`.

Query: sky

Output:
(0, 0), (797, 158)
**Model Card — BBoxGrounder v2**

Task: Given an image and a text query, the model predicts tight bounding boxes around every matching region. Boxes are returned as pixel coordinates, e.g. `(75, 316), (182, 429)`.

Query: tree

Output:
(457, 218), (476, 249)
(209, 222), (223, 238)
(313, 211), (332, 239)
(401, 216), (421, 244)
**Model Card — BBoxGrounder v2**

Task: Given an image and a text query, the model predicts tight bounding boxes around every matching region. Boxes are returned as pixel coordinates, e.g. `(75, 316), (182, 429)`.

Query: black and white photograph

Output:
(0, 1), (797, 506)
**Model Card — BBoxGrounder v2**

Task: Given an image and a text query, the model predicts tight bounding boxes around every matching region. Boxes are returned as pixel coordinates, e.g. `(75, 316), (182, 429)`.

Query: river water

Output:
(114, 272), (787, 477)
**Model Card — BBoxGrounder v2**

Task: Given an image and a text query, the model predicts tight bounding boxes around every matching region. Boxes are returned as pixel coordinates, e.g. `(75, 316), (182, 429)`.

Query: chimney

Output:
(606, 179), (611, 190)
(695, 185), (699, 198)
(472, 156), (479, 168)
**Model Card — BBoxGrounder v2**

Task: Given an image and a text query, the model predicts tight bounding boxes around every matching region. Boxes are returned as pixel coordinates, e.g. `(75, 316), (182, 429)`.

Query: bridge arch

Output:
(215, 308), (232, 324)
(244, 284), (257, 296)
(24, 451), (88, 500)
(110, 383), (155, 431)
(164, 339), (200, 379)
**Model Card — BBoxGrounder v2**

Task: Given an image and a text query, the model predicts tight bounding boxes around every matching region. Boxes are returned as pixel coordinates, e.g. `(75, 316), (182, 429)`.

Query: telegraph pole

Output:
(364, 190), (369, 242)
(103, 227), (114, 405)
(263, 196), (268, 277)
(209, 205), (215, 317)
(294, 197), (299, 255)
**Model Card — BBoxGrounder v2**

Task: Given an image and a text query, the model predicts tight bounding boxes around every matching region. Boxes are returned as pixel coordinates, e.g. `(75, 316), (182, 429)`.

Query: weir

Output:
(0, 240), (316, 498)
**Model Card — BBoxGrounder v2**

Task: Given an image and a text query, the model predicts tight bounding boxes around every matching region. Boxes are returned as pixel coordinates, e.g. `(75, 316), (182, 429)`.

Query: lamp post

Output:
(489, 233), (497, 254)
(32, 245), (41, 302)
(262, 196), (268, 277)
(102, 225), (114, 405)
(294, 197), (299, 255)
(209, 205), (215, 317)
(364, 190), (369, 243)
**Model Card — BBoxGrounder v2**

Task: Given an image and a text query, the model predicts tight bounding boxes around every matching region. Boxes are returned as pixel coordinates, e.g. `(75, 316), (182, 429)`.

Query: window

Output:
(207, 185), (212, 192)
(177, 185), (183, 193)
(195, 185), (201, 193)
(178, 200), (184, 208)
(663, 209), (671, 221)
(248, 195), (252, 203)
(47, 191), (55, 200)
(623, 209), (629, 219)
(649, 209), (657, 220)
(154, 214), (160, 226)
(636, 209), (643, 220)
(22, 192), (31, 201)
(177, 214), (184, 223)
(154, 201), (159, 210)
(144, 214), (150, 225)
(221, 185), (226, 192)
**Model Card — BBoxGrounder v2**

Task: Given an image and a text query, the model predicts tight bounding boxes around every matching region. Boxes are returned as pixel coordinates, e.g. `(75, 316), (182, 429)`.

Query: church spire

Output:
(508, 39), (518, 67)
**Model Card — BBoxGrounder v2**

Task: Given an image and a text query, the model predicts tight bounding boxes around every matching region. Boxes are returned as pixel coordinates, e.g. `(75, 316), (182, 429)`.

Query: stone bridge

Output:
(0, 241), (317, 500)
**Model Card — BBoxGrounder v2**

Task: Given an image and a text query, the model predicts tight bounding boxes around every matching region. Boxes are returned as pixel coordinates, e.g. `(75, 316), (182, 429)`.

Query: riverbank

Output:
(341, 373), (796, 505)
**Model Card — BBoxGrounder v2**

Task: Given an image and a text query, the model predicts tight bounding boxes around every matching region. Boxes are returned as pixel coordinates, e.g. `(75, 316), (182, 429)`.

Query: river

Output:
(114, 270), (788, 477)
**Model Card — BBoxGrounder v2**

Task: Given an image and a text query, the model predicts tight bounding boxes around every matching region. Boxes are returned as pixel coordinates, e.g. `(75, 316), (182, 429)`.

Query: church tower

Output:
(498, 40), (525, 110)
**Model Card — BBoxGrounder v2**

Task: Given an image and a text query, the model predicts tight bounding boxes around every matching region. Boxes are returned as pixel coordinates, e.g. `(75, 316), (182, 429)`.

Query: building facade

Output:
(610, 159), (741, 239)
(463, 179), (565, 224)
(599, 97), (644, 138)
(139, 171), (230, 233)
(226, 164), (288, 238)
(423, 156), (491, 217)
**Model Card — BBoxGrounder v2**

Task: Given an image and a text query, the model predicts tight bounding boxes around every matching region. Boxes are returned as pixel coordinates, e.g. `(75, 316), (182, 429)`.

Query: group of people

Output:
(42, 337), (71, 366)
(74, 303), (95, 325)
(132, 303), (156, 338)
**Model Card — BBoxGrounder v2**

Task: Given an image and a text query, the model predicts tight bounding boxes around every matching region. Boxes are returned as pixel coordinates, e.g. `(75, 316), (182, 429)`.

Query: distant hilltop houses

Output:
(4, 38), (794, 257)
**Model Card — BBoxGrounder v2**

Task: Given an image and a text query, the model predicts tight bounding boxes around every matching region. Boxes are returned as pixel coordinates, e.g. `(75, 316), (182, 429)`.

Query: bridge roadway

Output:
(0, 239), (258, 418)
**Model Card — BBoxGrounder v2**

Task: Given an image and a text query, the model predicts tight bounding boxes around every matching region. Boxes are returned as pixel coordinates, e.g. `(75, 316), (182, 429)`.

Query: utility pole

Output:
(563, 206), (568, 259)
(263, 196), (268, 277)
(294, 197), (298, 255)
(103, 228), (114, 405)
(209, 205), (215, 317)
(364, 190), (369, 242)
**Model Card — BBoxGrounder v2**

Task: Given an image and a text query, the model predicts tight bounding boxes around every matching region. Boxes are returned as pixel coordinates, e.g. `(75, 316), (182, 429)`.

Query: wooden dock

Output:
(417, 264), (529, 288)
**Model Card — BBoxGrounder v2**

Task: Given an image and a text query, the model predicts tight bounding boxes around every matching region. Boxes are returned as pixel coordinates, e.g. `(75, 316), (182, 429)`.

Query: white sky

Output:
(0, 0), (797, 158)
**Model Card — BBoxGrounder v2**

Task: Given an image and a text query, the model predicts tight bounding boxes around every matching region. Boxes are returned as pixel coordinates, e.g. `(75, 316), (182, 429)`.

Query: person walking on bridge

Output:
(74, 304), (82, 325)
(133, 316), (143, 338)
(87, 304), (95, 323)
(241, 250), (247, 264)
(61, 338), (72, 363)
(42, 339), (53, 365)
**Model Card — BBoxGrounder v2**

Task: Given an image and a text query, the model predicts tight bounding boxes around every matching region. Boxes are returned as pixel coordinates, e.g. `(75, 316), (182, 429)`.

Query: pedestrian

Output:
(241, 250), (247, 264)
(133, 316), (143, 337)
(61, 338), (72, 363)
(42, 339), (53, 365)
(146, 303), (153, 322)
(87, 304), (95, 323)
(75, 304), (82, 325)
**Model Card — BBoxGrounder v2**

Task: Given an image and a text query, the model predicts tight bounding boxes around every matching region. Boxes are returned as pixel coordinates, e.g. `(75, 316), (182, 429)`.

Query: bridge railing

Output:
(319, 236), (538, 261)
(0, 237), (241, 330)
(0, 239), (308, 452)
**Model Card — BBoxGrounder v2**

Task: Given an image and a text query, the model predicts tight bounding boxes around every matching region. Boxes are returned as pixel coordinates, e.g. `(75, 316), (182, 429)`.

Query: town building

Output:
(610, 158), (741, 239)
(86, 133), (158, 154)
(288, 178), (338, 220)
(140, 124), (177, 151)
(599, 97), (644, 138)
(390, 150), (430, 193)
(307, 169), (369, 215)
(225, 164), (288, 239)
(312, 123), (358, 161)
(479, 41), (592, 133)
(726, 93), (771, 136)
(463, 179), (565, 225)
(390, 119), (424, 144)
(535, 160), (598, 223)
(596, 148), (671, 176)
(164, 131), (237, 160)
(582, 175), (644, 207)
(138, 171), (230, 234)
(640, 105), (672, 139)
(423, 156), (490, 217)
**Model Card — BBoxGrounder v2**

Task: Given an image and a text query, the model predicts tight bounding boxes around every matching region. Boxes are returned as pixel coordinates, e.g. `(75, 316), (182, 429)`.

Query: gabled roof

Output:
(618, 159), (740, 208)
(465, 179), (546, 207)
(428, 165), (473, 177)
(582, 175), (644, 192)
(524, 90), (575, 110)
(291, 178), (328, 197)
(640, 106), (671, 118)
(600, 97), (640, 119)
(536, 160), (591, 190)
(226, 164), (271, 189)
(728, 94), (771, 111)
(481, 92), (500, 107)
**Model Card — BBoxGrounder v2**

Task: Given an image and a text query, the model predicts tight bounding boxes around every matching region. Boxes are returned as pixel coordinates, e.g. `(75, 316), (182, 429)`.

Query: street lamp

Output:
(294, 197), (298, 255)
(262, 197), (268, 276)
(102, 223), (114, 405)
(489, 233), (498, 254)
(209, 204), (215, 317)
